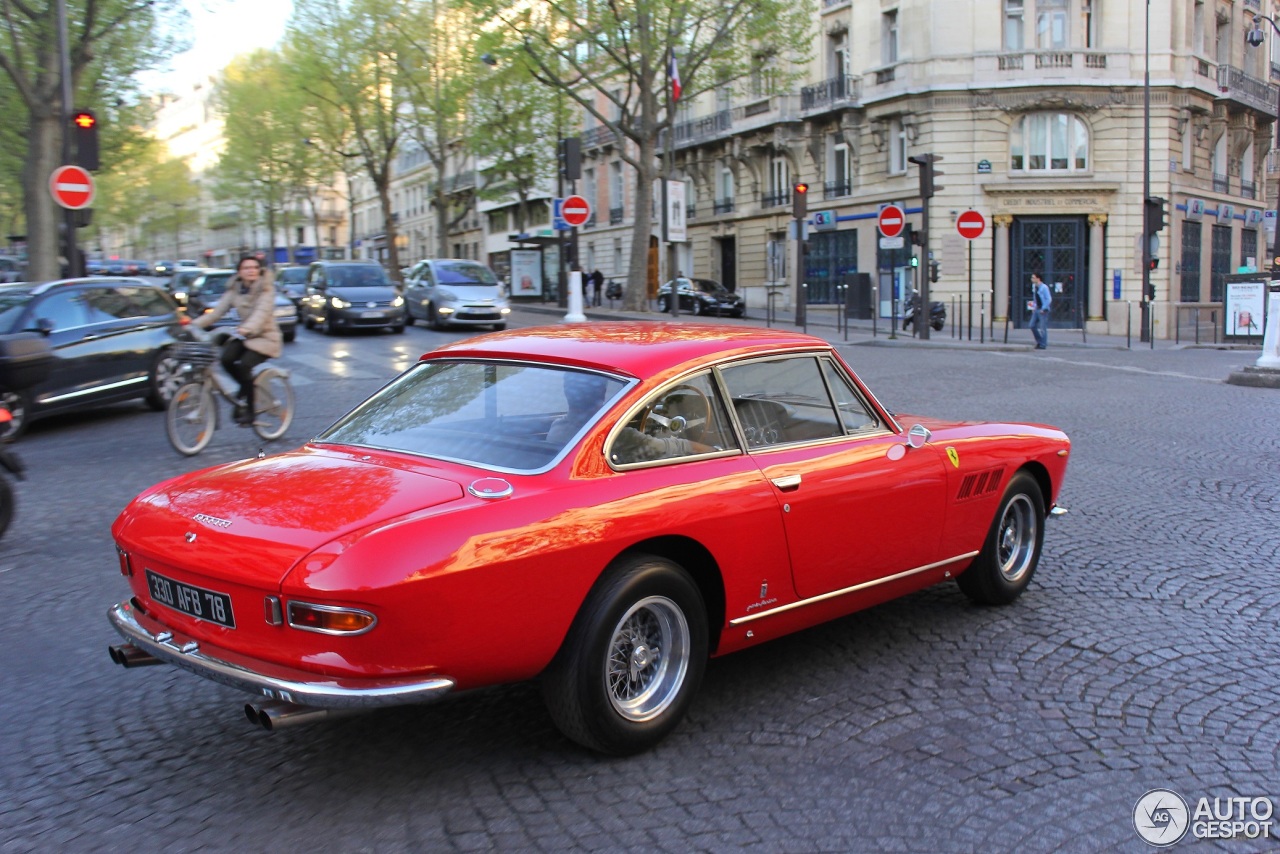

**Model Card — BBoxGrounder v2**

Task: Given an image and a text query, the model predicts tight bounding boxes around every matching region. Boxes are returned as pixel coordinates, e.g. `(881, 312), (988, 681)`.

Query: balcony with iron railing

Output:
(1216, 65), (1279, 119)
(1213, 173), (1230, 194)
(761, 190), (789, 209)
(731, 94), (801, 135)
(609, 206), (624, 225)
(800, 75), (860, 113)
(664, 109), (734, 152)
(713, 198), (735, 215)
(686, 203), (697, 221)
(824, 180), (851, 200)
(582, 125), (616, 149)
(1242, 179), (1257, 200)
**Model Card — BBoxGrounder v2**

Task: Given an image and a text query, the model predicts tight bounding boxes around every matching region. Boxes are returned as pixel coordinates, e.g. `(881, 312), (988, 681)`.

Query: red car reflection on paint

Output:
(108, 323), (1070, 755)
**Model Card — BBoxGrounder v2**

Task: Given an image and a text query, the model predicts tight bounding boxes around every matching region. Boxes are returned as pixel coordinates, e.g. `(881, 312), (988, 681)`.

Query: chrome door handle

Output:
(771, 474), (802, 490)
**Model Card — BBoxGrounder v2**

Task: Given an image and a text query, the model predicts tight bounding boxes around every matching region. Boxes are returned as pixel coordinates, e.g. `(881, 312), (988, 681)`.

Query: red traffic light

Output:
(793, 182), (808, 194)
(72, 111), (97, 129)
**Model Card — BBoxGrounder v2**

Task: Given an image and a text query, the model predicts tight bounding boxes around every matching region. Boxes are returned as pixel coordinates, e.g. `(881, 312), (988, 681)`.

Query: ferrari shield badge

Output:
(946, 447), (960, 468)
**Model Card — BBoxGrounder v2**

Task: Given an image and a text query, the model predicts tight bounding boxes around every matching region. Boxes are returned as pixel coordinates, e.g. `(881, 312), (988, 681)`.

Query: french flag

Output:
(669, 50), (682, 103)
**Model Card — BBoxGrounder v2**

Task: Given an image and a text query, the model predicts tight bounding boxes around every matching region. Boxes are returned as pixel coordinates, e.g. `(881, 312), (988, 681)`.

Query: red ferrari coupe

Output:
(108, 323), (1070, 755)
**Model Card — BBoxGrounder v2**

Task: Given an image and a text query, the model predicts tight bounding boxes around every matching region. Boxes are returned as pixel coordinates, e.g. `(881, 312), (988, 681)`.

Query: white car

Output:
(402, 259), (511, 330)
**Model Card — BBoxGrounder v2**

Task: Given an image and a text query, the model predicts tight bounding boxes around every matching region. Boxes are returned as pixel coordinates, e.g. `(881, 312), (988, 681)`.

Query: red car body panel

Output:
(110, 323), (1070, 705)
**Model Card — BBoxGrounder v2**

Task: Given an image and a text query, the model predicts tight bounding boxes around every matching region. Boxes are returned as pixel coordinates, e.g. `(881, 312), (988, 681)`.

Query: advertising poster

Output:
(511, 249), (542, 297)
(1225, 280), (1267, 338)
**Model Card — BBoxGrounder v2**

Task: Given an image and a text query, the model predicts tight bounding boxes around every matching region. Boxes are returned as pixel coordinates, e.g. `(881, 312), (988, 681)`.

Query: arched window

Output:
(1010, 113), (1090, 173)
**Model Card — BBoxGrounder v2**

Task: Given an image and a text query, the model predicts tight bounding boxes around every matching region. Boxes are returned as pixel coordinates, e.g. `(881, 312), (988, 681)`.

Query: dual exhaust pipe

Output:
(108, 643), (347, 732)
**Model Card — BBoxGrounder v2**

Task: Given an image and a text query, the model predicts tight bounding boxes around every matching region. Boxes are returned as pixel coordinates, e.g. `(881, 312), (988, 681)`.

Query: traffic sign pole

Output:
(956, 211), (986, 342)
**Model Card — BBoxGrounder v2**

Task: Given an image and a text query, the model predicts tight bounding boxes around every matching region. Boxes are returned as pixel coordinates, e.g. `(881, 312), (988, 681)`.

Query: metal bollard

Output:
(1126, 301), (1132, 349)
(872, 285), (878, 338)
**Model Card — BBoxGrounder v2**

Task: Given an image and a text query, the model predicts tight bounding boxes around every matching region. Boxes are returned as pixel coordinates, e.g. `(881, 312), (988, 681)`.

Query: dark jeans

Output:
(220, 339), (268, 410)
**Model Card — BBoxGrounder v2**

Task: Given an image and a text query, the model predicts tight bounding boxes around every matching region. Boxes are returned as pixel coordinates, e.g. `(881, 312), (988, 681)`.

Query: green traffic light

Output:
(910, 256), (919, 267)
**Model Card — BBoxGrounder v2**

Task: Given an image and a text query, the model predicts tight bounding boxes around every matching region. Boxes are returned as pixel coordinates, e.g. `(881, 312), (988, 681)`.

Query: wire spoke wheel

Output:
(166, 382), (215, 456)
(996, 494), (1038, 584)
(603, 596), (690, 723)
(252, 371), (295, 441)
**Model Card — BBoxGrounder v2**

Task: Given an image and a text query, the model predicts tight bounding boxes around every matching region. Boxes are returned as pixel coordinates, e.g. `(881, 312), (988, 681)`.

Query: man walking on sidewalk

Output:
(1030, 272), (1052, 350)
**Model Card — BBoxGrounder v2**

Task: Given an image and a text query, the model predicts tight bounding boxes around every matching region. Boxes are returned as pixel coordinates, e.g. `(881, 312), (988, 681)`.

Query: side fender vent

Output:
(957, 466), (1005, 501)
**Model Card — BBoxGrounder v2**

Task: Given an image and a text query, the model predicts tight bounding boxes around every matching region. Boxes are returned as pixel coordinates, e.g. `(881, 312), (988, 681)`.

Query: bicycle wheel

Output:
(166, 381), (216, 456)
(252, 370), (295, 441)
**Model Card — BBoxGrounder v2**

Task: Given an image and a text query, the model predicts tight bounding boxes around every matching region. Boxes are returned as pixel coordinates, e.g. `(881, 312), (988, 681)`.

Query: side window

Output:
(116, 286), (174, 318)
(32, 290), (89, 331)
(608, 371), (739, 466)
(821, 359), (878, 433)
(83, 287), (141, 322)
(719, 356), (844, 447)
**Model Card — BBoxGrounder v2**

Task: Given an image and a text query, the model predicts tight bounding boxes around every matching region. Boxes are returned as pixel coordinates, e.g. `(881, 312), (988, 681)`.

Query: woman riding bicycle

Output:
(191, 255), (282, 425)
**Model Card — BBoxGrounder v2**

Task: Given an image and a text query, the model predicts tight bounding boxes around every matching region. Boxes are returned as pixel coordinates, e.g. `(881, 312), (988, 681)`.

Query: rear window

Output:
(278, 268), (308, 284)
(197, 273), (233, 298)
(435, 262), (498, 286)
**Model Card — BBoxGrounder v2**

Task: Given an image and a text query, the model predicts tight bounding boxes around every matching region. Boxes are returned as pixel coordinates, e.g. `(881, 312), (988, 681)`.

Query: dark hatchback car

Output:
(185, 270), (298, 343)
(275, 266), (309, 317)
(656, 277), (745, 317)
(0, 278), (186, 438)
(300, 261), (405, 334)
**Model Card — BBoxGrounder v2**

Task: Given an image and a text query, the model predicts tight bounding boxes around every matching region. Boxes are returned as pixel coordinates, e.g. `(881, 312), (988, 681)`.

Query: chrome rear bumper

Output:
(108, 600), (455, 710)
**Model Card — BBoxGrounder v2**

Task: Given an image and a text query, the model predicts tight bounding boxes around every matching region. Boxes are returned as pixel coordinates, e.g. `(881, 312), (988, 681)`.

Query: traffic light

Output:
(792, 182), (808, 220)
(1149, 257), (1159, 271)
(907, 153), (944, 199)
(910, 230), (923, 247)
(1144, 196), (1167, 234)
(70, 109), (99, 171)
(929, 260), (941, 283)
(910, 255), (919, 268)
(558, 137), (581, 181)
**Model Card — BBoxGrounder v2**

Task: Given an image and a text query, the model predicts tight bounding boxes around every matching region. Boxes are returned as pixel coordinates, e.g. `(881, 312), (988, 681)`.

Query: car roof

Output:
(426, 323), (832, 379)
(16, 277), (157, 295)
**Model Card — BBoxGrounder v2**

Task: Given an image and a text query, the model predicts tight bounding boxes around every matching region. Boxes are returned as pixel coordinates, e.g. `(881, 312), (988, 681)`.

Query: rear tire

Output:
(657, 296), (670, 313)
(251, 370), (294, 441)
(541, 554), (707, 755)
(956, 471), (1045, 605)
(166, 381), (216, 456)
(146, 349), (183, 411)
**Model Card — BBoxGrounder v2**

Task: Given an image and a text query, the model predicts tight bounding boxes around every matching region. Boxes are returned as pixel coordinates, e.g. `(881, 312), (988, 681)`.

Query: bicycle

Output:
(165, 330), (295, 456)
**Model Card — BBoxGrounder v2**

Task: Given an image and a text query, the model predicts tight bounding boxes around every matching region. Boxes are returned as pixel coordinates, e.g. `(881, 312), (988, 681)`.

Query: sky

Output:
(143, 0), (294, 91)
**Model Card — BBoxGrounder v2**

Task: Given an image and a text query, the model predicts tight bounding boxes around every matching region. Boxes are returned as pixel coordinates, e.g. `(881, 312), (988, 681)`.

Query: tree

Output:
(471, 0), (813, 308)
(0, 0), (186, 278)
(286, 0), (416, 280)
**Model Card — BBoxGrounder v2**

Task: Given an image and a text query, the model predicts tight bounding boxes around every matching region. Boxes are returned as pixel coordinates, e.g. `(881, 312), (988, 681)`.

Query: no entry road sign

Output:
(877, 204), (905, 238)
(49, 165), (95, 210)
(956, 210), (987, 240)
(561, 195), (592, 228)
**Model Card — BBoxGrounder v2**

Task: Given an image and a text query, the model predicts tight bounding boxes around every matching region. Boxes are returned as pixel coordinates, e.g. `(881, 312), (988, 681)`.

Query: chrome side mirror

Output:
(906, 423), (932, 449)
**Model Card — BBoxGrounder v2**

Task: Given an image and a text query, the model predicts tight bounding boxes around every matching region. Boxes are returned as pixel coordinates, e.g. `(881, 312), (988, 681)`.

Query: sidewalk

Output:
(511, 299), (1254, 354)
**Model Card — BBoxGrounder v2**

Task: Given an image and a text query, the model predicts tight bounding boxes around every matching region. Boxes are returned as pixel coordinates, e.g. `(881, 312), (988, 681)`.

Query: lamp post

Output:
(1247, 15), (1280, 267)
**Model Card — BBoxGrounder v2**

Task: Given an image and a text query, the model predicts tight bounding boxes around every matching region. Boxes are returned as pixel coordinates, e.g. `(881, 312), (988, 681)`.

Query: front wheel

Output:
(146, 348), (184, 410)
(166, 381), (216, 456)
(541, 554), (707, 755)
(956, 471), (1045, 605)
(252, 370), (294, 441)
(0, 476), (13, 539)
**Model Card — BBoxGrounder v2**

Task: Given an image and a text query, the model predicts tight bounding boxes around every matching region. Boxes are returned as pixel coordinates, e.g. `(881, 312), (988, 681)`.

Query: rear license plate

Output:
(145, 569), (236, 628)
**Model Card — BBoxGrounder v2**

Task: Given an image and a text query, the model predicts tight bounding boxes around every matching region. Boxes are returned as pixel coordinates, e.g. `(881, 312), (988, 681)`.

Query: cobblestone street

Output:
(1, 316), (1276, 853)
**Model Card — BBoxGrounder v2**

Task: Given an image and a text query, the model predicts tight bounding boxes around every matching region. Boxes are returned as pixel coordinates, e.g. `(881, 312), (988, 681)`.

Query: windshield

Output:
(278, 268), (308, 284)
(327, 266), (389, 287)
(315, 360), (628, 472)
(0, 286), (33, 332)
(435, 261), (499, 286)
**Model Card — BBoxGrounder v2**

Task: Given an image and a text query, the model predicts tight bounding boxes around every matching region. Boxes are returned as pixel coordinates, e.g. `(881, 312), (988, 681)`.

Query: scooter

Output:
(0, 404), (23, 538)
(902, 291), (947, 332)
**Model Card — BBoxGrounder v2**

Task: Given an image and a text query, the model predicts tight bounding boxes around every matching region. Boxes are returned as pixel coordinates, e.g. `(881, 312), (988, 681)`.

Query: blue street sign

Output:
(1113, 268), (1121, 300)
(552, 198), (570, 232)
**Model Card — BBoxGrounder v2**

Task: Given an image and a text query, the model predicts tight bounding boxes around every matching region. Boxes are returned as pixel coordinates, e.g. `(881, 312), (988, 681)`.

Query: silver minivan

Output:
(403, 259), (511, 330)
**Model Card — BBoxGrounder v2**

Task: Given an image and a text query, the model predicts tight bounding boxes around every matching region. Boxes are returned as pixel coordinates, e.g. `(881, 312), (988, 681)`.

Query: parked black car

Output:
(656, 277), (745, 317)
(300, 261), (406, 334)
(0, 278), (186, 438)
(184, 269), (298, 343)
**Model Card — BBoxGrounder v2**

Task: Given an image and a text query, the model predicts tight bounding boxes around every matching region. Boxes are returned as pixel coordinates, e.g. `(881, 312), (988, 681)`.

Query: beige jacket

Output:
(193, 270), (283, 358)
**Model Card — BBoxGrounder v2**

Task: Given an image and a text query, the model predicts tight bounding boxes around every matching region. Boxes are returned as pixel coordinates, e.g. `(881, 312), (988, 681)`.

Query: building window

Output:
(1010, 113), (1089, 172)
(584, 167), (597, 214)
(1080, 0), (1097, 49)
(1211, 134), (1228, 192)
(609, 161), (624, 212)
(750, 54), (778, 99)
(889, 118), (906, 173)
(829, 139), (851, 196)
(882, 10), (899, 65)
(1036, 0), (1067, 49)
(1192, 0), (1205, 56)
(1215, 15), (1229, 65)
(1004, 0), (1024, 50)
(830, 34), (849, 79)
(717, 160), (735, 208)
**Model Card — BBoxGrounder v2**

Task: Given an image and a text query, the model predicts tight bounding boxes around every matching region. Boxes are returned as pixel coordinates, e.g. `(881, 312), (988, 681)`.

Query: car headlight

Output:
(330, 296), (350, 309)
(391, 295), (404, 307)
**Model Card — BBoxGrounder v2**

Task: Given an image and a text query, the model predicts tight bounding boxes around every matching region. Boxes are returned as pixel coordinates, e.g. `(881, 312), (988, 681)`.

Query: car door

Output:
(24, 286), (103, 409)
(78, 285), (169, 391)
(402, 262), (426, 319)
(719, 354), (949, 601)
